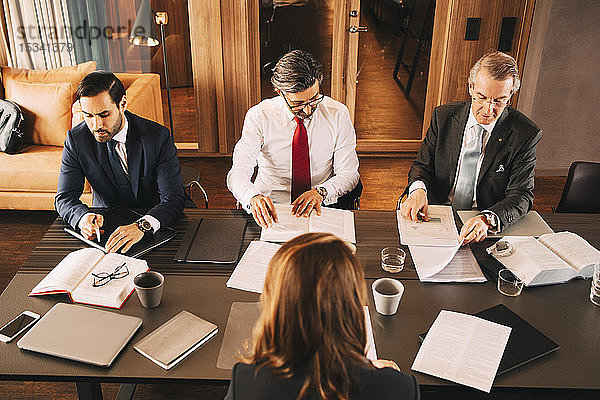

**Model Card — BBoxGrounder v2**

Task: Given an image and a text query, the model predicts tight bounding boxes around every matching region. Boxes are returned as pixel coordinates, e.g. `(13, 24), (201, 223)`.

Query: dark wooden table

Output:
(2, 210), (600, 399)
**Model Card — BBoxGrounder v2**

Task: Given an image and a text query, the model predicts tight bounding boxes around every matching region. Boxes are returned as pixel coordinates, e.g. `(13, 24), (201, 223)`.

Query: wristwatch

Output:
(136, 218), (153, 234)
(315, 186), (328, 202)
(480, 211), (499, 234)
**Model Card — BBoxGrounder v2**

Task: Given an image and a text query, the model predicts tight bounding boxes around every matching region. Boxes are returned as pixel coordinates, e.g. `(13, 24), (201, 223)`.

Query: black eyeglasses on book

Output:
(92, 263), (129, 287)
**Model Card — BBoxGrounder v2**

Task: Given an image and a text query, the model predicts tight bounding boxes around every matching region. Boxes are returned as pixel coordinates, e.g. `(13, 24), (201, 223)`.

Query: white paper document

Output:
(226, 241), (282, 293)
(397, 205), (460, 246)
(411, 310), (512, 393)
(409, 245), (486, 283)
(260, 204), (356, 243)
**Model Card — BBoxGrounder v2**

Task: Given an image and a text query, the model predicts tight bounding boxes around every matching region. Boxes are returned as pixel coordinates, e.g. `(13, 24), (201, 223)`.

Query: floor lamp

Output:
(129, 0), (174, 137)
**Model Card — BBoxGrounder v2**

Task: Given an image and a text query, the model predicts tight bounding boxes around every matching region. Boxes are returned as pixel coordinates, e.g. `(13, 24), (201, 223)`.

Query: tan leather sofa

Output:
(0, 62), (164, 210)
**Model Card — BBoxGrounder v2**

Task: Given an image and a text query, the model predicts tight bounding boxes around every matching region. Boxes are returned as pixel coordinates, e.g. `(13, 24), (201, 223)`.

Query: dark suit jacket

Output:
(55, 110), (185, 229)
(225, 362), (420, 400)
(406, 101), (542, 229)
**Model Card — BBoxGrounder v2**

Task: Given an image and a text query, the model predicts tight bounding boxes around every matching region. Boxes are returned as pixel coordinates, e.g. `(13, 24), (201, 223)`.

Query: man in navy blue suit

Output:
(55, 71), (185, 254)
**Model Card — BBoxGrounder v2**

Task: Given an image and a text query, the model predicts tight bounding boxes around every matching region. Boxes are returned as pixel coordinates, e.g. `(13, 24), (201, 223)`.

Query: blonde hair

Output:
(249, 233), (368, 400)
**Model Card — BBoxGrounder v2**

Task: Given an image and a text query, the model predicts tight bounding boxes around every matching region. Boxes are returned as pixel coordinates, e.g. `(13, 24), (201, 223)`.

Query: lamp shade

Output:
(129, 0), (159, 46)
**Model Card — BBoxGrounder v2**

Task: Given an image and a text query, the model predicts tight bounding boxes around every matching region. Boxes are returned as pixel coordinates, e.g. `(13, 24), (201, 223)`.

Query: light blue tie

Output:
(452, 124), (483, 210)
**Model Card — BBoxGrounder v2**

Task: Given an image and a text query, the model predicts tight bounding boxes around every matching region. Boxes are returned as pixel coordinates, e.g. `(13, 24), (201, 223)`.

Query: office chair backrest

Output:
(555, 161), (600, 213)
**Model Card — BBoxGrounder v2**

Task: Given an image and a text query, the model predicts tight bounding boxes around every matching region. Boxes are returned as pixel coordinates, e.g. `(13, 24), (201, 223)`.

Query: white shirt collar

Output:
(467, 102), (498, 134)
(111, 114), (129, 144)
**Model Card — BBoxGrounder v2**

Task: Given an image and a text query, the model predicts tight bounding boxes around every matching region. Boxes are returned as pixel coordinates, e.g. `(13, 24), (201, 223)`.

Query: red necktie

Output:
(291, 116), (311, 202)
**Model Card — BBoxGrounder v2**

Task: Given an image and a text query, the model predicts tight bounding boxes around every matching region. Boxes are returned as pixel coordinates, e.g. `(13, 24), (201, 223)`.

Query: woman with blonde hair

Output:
(225, 232), (419, 400)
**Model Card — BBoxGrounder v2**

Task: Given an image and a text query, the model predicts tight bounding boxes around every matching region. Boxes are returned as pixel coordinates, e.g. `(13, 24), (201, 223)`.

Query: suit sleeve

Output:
(54, 131), (91, 229)
(144, 128), (185, 228)
(405, 107), (441, 199)
(487, 129), (542, 229)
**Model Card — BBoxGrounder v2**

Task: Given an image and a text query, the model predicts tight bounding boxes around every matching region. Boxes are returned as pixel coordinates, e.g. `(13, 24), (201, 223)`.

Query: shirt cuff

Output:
(142, 214), (161, 233)
(409, 180), (427, 195)
(318, 182), (337, 205)
(240, 188), (263, 213)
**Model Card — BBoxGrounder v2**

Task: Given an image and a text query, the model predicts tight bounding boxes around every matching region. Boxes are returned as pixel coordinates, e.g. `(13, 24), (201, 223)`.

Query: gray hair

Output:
(271, 49), (323, 93)
(468, 50), (521, 94)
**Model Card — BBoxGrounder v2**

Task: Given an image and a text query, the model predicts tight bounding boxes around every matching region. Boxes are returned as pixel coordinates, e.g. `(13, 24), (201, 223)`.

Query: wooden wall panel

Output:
(188, 1), (225, 153)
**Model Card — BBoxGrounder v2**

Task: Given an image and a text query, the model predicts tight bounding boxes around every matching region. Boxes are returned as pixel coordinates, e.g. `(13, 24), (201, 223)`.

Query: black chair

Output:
(329, 179), (363, 210)
(181, 166), (209, 209)
(555, 161), (600, 213)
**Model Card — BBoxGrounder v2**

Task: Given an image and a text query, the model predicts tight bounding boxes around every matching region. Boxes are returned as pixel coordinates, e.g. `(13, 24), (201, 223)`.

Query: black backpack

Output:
(0, 99), (25, 154)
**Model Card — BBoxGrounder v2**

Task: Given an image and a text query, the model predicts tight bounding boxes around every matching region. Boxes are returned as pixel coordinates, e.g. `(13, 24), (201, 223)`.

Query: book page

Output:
(30, 248), (105, 294)
(72, 253), (148, 308)
(538, 232), (600, 274)
(309, 207), (356, 243)
(411, 310), (511, 393)
(425, 247), (486, 283)
(397, 206), (460, 246)
(260, 204), (309, 242)
(226, 241), (282, 293)
(487, 236), (573, 286)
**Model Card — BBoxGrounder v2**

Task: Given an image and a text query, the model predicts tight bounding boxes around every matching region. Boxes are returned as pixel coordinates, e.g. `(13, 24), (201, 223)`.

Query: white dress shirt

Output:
(227, 96), (360, 210)
(79, 117), (161, 233)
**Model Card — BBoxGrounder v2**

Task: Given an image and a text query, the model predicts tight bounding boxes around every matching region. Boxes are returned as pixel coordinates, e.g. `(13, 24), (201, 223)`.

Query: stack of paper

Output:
(260, 204), (356, 243)
(412, 310), (512, 393)
(226, 241), (281, 293)
(397, 205), (485, 282)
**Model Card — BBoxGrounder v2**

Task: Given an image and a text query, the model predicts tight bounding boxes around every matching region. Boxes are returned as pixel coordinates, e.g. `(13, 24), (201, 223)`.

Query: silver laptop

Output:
(17, 303), (142, 367)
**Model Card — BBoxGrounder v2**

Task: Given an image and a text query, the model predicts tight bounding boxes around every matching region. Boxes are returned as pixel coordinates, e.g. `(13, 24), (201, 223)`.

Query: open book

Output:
(29, 248), (149, 308)
(487, 231), (600, 286)
(260, 204), (356, 243)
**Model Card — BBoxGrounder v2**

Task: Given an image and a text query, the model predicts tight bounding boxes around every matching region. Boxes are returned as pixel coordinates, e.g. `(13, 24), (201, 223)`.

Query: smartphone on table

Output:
(0, 311), (40, 343)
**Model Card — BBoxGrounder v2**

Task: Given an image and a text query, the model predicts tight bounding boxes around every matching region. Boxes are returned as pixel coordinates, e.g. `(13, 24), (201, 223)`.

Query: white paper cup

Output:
(372, 278), (404, 315)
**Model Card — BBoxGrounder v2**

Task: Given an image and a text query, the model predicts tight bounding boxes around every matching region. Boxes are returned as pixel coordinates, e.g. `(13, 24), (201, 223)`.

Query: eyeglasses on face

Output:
(281, 91), (325, 112)
(471, 94), (510, 108)
(92, 262), (129, 287)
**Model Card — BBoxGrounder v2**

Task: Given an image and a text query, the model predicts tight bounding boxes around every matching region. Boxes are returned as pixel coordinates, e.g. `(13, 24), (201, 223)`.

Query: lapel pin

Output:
(498, 138), (503, 142)
(496, 165), (505, 173)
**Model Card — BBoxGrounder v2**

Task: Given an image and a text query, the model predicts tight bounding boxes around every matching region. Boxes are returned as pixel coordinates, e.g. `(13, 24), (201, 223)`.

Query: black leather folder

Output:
(64, 208), (176, 258)
(419, 304), (559, 375)
(174, 217), (247, 263)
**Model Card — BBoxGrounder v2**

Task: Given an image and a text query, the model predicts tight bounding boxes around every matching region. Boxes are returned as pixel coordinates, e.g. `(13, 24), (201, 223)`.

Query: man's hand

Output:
(80, 213), (104, 240)
(372, 359), (401, 372)
(250, 194), (278, 228)
(105, 223), (144, 253)
(459, 214), (490, 245)
(400, 188), (428, 221)
(291, 189), (323, 218)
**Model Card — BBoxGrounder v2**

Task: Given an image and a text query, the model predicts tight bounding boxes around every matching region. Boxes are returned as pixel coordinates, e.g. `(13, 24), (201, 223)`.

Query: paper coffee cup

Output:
(372, 278), (404, 315)
(134, 271), (164, 308)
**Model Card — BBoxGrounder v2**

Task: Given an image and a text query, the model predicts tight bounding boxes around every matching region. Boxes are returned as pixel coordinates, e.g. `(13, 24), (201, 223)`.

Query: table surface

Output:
(2, 210), (600, 391)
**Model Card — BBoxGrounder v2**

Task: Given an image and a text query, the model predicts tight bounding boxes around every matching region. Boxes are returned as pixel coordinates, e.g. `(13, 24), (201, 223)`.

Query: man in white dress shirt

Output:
(399, 51), (541, 244)
(227, 50), (359, 228)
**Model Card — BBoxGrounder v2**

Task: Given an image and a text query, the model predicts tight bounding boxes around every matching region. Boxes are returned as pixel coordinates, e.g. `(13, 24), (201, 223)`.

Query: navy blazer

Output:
(405, 102), (542, 229)
(55, 110), (185, 229)
(225, 362), (420, 400)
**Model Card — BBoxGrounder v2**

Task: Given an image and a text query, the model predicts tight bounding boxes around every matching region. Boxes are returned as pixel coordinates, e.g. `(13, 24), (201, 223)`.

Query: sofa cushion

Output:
(0, 61), (96, 96)
(4, 80), (74, 146)
(0, 145), (90, 193)
(1, 61), (97, 145)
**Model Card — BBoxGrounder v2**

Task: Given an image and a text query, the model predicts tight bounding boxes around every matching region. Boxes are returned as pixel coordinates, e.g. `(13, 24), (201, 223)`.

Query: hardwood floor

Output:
(0, 156), (567, 399)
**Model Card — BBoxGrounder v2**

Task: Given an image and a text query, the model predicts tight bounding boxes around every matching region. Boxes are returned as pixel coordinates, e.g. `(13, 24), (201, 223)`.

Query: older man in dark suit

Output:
(55, 71), (185, 253)
(400, 50), (542, 244)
